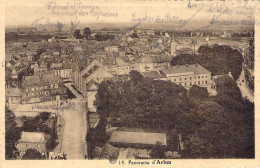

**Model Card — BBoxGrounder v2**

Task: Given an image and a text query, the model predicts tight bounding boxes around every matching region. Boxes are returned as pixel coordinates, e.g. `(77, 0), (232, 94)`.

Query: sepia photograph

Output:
(3, 0), (255, 162)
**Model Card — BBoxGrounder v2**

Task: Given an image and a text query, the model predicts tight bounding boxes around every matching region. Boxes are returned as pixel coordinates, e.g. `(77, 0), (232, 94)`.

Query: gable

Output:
(86, 67), (114, 83)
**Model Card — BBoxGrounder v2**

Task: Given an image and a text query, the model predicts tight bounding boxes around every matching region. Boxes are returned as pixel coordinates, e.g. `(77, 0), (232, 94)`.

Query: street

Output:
(60, 84), (88, 159)
(237, 68), (254, 103)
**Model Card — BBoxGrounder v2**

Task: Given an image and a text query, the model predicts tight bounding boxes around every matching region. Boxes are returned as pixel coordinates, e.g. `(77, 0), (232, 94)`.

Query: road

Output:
(237, 68), (254, 103)
(60, 83), (88, 159)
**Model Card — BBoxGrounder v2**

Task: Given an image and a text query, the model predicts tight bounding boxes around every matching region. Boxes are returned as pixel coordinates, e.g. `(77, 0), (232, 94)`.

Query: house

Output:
(82, 66), (114, 111)
(104, 46), (119, 53)
(104, 57), (131, 76)
(33, 61), (48, 75)
(10, 65), (28, 87)
(16, 132), (50, 157)
(73, 59), (113, 94)
(72, 59), (104, 93)
(134, 55), (171, 72)
(86, 80), (99, 112)
(21, 73), (67, 103)
(5, 88), (22, 109)
(50, 62), (73, 80)
(159, 64), (212, 91)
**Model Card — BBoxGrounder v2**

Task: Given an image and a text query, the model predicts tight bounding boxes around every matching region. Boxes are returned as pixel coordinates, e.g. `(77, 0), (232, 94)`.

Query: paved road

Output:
(237, 69), (254, 103)
(61, 84), (88, 159)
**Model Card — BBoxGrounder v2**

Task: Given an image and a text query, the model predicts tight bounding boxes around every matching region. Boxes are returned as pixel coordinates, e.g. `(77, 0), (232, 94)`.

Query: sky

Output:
(5, 0), (255, 30)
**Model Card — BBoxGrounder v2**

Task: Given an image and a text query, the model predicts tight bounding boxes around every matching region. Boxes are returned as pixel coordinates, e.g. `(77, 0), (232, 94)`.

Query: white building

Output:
(160, 64), (212, 91)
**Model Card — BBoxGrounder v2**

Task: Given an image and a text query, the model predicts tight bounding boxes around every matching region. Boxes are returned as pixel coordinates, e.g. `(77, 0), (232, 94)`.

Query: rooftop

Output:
(22, 73), (63, 87)
(19, 132), (49, 143)
(141, 71), (164, 79)
(109, 131), (167, 146)
(161, 64), (211, 75)
(135, 55), (171, 63)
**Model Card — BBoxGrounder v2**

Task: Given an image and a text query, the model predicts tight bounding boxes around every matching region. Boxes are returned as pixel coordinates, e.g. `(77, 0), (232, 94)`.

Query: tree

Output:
(5, 109), (21, 159)
(172, 44), (243, 80)
(95, 75), (189, 130)
(83, 27), (91, 39)
(188, 85), (208, 100)
(129, 70), (144, 84)
(21, 148), (45, 160)
(74, 29), (83, 39)
(215, 75), (242, 101)
(150, 141), (166, 159)
(130, 33), (138, 38)
(56, 21), (64, 32)
(182, 135), (210, 158)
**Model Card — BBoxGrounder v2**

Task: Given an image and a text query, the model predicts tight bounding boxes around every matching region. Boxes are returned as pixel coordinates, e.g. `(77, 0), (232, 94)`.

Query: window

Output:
(190, 82), (192, 86)
(179, 78), (181, 81)
(174, 79), (176, 82)
(198, 76), (200, 79)
(202, 76), (204, 78)
(205, 80), (207, 84)
(194, 81), (196, 84)
(205, 75), (207, 78)
(190, 77), (192, 80)
(202, 81), (204, 85)
(185, 78), (187, 80)
(194, 76), (196, 79)
(198, 81), (200, 85)
(54, 84), (59, 88)
(45, 86), (48, 89)
(185, 83), (187, 87)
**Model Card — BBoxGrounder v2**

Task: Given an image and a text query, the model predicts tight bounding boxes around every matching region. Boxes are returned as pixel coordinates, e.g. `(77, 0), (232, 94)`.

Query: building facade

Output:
(160, 64), (212, 91)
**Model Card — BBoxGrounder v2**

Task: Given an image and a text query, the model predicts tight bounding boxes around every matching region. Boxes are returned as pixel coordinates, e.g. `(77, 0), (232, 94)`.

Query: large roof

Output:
(19, 132), (49, 143)
(161, 64), (211, 75)
(141, 71), (164, 79)
(135, 55), (171, 63)
(22, 73), (62, 87)
(109, 131), (167, 146)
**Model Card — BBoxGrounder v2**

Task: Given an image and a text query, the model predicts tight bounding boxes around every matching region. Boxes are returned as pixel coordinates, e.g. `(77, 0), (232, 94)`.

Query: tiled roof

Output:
(22, 73), (62, 87)
(161, 64), (211, 75)
(135, 55), (171, 63)
(109, 131), (167, 146)
(19, 132), (49, 143)
(141, 71), (164, 79)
